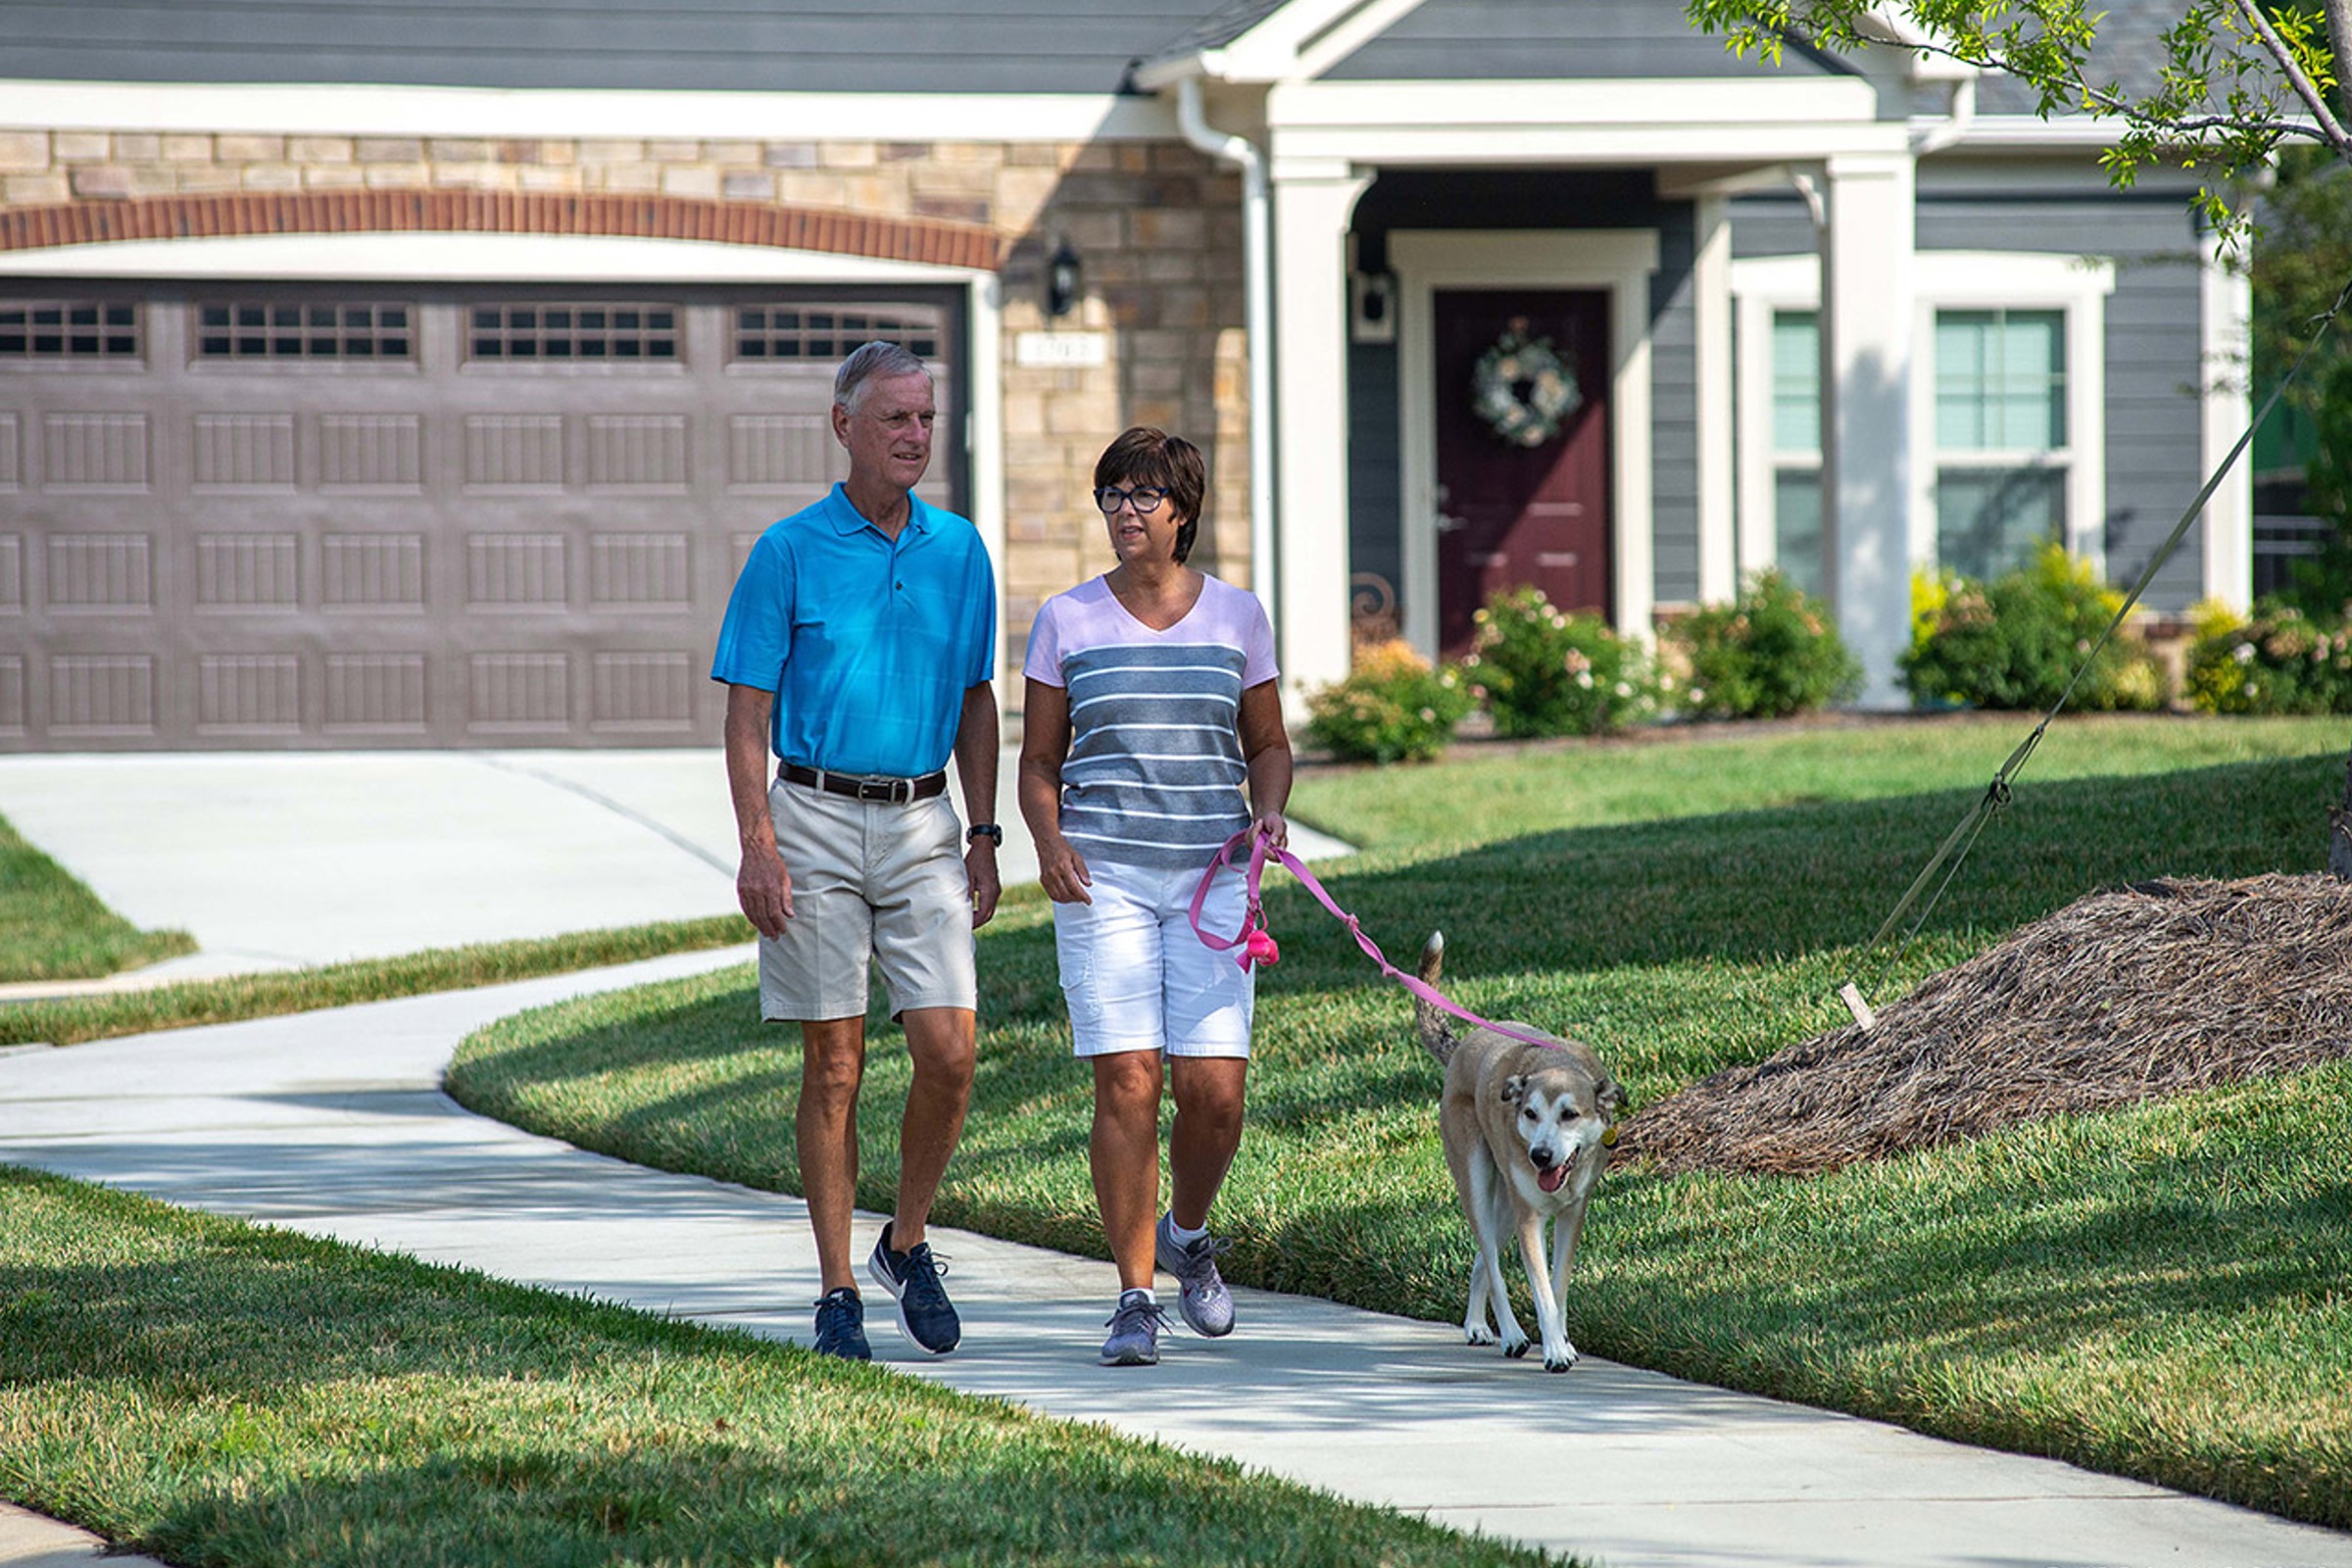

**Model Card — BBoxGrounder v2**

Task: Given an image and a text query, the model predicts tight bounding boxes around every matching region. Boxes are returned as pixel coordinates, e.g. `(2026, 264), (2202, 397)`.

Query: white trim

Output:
(964, 271), (1008, 692)
(0, 78), (1177, 141)
(1693, 195), (1738, 603)
(1272, 162), (1373, 698)
(1143, 0), (1434, 85)
(1265, 76), (1904, 167)
(1731, 255), (1817, 580)
(1391, 229), (1660, 657)
(1731, 248), (2117, 581)
(0, 231), (987, 284)
(1271, 77), (1884, 127)
(2201, 226), (2255, 613)
(1910, 255), (2114, 575)
(0, 226), (1010, 688)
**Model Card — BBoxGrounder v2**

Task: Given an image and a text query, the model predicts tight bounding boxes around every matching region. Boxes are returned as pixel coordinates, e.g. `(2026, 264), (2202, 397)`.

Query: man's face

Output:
(833, 370), (936, 492)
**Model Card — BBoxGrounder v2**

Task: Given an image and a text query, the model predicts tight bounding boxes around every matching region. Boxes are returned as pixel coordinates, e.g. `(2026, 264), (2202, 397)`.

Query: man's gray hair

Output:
(834, 340), (931, 414)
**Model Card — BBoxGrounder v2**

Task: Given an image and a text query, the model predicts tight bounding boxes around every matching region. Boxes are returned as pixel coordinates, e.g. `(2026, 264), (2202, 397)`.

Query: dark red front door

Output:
(1433, 289), (1611, 659)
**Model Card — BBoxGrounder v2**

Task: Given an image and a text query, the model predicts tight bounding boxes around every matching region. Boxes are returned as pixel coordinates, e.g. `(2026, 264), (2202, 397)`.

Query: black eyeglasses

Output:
(1094, 485), (1170, 515)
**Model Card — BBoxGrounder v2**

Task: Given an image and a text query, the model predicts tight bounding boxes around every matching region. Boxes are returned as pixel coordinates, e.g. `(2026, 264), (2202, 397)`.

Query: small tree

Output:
(1686, 0), (2352, 872)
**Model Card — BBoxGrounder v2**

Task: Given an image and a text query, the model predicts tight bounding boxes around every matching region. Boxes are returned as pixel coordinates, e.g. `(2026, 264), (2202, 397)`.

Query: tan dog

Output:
(1417, 931), (1622, 1372)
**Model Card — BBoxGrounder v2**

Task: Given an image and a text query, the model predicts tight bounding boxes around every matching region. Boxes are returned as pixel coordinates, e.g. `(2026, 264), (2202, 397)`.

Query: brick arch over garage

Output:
(0, 189), (1004, 270)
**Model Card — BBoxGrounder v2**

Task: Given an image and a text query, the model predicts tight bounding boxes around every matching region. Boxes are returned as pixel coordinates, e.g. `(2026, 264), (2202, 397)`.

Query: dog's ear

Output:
(1593, 1067), (1625, 1118)
(1500, 1073), (1527, 1105)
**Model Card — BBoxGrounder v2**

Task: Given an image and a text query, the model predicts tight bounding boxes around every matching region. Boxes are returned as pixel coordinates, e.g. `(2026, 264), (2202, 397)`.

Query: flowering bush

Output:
(1666, 568), (1861, 719)
(1900, 545), (2164, 711)
(1305, 639), (1475, 763)
(2184, 599), (2352, 714)
(1463, 586), (1654, 737)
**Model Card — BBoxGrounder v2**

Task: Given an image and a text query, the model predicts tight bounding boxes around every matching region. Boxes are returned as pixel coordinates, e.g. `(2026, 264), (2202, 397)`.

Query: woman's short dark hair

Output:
(1093, 426), (1207, 564)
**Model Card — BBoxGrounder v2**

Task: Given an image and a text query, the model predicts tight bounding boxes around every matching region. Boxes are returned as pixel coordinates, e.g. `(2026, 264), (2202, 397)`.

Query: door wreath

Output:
(1471, 319), (1580, 448)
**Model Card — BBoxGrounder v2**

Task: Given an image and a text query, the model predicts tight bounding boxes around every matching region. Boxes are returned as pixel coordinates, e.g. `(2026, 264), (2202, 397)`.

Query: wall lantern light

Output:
(1047, 238), (1083, 318)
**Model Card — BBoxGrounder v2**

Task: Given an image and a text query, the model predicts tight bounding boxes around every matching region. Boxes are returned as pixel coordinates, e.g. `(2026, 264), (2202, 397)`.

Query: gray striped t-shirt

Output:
(1022, 573), (1279, 871)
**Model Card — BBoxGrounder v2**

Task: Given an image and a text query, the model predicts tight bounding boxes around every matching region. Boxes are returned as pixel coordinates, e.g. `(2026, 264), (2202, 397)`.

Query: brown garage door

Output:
(0, 282), (962, 750)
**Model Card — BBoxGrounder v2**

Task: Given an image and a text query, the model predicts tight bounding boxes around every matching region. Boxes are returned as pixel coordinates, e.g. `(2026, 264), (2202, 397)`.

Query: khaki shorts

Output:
(757, 777), (976, 1022)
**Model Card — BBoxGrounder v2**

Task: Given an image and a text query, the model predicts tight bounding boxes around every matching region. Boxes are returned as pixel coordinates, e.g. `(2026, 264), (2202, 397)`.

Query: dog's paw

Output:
(1464, 1323), (1497, 1348)
(1501, 1334), (1531, 1359)
(1543, 1344), (1581, 1374)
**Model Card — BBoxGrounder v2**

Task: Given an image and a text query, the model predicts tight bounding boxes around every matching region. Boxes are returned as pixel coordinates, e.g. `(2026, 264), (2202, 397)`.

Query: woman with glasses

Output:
(1017, 425), (1293, 1367)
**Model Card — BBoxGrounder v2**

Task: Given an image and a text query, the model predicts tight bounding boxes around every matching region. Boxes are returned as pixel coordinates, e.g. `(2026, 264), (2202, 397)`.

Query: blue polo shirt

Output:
(711, 484), (996, 777)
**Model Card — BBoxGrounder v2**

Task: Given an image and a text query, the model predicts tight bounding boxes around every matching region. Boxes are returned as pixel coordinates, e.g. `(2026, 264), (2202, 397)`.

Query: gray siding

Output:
(0, 0), (1223, 92)
(1326, 0), (1845, 80)
(1647, 213), (1702, 603)
(1348, 339), (1404, 627)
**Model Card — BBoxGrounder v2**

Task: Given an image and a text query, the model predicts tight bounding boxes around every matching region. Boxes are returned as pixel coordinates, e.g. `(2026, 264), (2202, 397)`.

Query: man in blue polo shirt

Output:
(713, 340), (1002, 1362)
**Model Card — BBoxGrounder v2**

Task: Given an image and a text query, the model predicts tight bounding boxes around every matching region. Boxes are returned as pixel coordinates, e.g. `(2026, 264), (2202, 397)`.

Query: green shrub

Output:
(1463, 586), (1654, 737)
(1304, 639), (1475, 762)
(1667, 568), (1861, 719)
(2184, 598), (2352, 713)
(1900, 545), (2164, 711)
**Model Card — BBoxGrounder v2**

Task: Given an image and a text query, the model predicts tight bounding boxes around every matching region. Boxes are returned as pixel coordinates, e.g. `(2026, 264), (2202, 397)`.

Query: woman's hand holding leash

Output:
(1192, 825), (1567, 1050)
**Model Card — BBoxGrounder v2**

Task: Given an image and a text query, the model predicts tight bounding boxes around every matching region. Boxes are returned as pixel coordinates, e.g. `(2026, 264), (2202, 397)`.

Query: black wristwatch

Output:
(966, 822), (1004, 847)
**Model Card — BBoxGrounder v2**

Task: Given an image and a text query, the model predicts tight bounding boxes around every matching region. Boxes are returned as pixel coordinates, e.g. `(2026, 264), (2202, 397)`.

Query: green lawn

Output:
(0, 811), (194, 982)
(447, 714), (2352, 1533)
(0, 1167), (1558, 1568)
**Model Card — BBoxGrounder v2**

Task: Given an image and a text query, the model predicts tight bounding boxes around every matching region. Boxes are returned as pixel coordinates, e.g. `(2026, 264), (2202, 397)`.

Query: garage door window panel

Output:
(469, 304), (681, 364)
(733, 306), (943, 363)
(194, 301), (414, 363)
(0, 301), (140, 361)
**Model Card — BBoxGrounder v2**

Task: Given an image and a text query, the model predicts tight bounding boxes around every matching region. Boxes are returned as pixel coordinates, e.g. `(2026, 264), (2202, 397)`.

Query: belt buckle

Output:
(855, 776), (906, 805)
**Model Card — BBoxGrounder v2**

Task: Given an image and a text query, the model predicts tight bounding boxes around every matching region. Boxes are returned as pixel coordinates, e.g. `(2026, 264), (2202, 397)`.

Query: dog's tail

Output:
(1416, 931), (1458, 1065)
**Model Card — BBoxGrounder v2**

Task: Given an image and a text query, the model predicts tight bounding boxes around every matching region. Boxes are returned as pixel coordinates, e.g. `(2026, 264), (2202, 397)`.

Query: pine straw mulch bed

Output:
(1613, 872), (2352, 1177)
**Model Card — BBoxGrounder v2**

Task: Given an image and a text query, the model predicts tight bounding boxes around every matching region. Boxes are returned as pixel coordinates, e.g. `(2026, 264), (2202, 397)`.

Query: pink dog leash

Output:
(1188, 826), (1565, 1054)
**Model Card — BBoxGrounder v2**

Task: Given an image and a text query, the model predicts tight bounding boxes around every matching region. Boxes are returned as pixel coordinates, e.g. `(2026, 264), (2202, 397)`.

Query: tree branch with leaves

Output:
(1687, 0), (2348, 238)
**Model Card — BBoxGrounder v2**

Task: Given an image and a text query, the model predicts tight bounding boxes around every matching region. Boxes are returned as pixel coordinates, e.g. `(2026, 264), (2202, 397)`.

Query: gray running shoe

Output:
(1154, 1213), (1235, 1338)
(1099, 1289), (1168, 1366)
(867, 1222), (960, 1355)
(811, 1286), (871, 1361)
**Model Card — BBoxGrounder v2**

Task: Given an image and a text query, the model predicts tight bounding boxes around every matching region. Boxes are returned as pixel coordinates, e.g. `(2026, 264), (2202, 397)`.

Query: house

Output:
(0, 0), (2244, 749)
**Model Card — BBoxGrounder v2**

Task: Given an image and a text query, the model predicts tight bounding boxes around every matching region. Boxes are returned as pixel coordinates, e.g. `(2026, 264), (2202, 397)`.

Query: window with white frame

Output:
(1733, 253), (2112, 590)
(1932, 308), (2067, 579)
(1769, 308), (1826, 598)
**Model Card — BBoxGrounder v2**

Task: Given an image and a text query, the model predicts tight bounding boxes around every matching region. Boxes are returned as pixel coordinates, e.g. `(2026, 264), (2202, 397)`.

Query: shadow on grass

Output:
(1, 1171), (1556, 1568)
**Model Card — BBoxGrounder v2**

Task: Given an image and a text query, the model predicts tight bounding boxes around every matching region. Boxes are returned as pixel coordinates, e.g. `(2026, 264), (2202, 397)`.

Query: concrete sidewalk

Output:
(5, 751), (2352, 1567)
(0, 748), (1346, 993)
(6, 954), (2352, 1568)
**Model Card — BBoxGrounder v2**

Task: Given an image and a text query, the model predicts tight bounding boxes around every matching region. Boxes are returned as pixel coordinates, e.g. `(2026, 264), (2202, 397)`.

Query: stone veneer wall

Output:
(0, 128), (1250, 677)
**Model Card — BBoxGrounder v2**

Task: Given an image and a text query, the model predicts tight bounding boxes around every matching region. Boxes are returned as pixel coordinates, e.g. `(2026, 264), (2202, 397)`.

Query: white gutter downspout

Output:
(1176, 74), (1277, 625)
(1911, 75), (1978, 155)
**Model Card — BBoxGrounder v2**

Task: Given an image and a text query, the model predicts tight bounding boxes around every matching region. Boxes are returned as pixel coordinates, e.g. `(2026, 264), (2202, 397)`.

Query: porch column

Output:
(1270, 155), (1370, 697)
(1820, 151), (1916, 708)
(1693, 193), (1738, 605)
(2200, 223), (2254, 612)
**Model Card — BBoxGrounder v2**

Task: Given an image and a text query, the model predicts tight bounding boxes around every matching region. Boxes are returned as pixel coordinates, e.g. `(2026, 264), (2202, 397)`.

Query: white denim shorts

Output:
(1053, 857), (1255, 1058)
(758, 776), (976, 1023)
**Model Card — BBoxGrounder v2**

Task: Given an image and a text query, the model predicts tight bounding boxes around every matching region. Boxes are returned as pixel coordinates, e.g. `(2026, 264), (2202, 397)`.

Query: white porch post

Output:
(2201, 224), (2254, 613)
(1821, 151), (1917, 708)
(1693, 192), (1738, 606)
(1270, 155), (1370, 698)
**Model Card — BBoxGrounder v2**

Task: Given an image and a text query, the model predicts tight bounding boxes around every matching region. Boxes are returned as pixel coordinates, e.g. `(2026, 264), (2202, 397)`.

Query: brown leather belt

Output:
(779, 761), (948, 805)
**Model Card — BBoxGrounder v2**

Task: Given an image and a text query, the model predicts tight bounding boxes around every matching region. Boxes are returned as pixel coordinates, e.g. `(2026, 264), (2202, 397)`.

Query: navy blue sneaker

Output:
(867, 1222), (961, 1354)
(811, 1286), (870, 1361)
